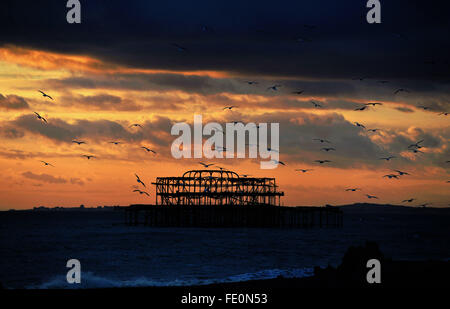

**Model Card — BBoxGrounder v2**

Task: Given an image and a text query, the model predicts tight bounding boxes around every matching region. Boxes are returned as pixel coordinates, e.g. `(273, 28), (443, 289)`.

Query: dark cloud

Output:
(4, 114), (175, 148)
(0, 94), (29, 110)
(22, 171), (67, 184)
(60, 93), (142, 111)
(1, 0), (449, 81)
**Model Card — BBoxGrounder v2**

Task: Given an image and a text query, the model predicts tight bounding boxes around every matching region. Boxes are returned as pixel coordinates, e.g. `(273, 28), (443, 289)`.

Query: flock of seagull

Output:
(31, 37), (448, 207)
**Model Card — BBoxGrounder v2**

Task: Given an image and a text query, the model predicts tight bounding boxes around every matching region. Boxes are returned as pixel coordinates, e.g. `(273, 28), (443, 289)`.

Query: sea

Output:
(1, 205), (449, 289)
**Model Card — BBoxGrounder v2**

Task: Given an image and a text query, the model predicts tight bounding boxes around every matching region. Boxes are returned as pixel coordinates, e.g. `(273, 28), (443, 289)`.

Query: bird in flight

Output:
(417, 105), (431, 111)
(129, 124), (143, 128)
(72, 140), (86, 145)
(438, 112), (448, 116)
(310, 101), (322, 108)
(383, 174), (399, 179)
(365, 102), (383, 107)
(141, 147), (156, 154)
(38, 90), (53, 100)
(199, 162), (214, 168)
(245, 81), (258, 85)
(40, 160), (54, 167)
(321, 147), (336, 152)
(135, 174), (146, 187)
(82, 155), (95, 160)
(345, 188), (360, 192)
(379, 156), (396, 161)
(34, 112), (47, 123)
(366, 194), (378, 199)
(295, 169), (313, 173)
(133, 189), (150, 196)
(408, 140), (424, 149)
(313, 138), (331, 143)
(292, 90), (304, 95)
(367, 128), (380, 133)
(240, 174), (251, 178)
(377, 80), (389, 84)
(393, 170), (410, 176)
(315, 160), (332, 164)
(354, 106), (368, 111)
(352, 77), (365, 81)
(109, 141), (122, 145)
(267, 85), (281, 91)
(402, 198), (416, 203)
(223, 106), (237, 110)
(354, 122), (365, 129)
(419, 203), (431, 208)
(394, 88), (409, 94)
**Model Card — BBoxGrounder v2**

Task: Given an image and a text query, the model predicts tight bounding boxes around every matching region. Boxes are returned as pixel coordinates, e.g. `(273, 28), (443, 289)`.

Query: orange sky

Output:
(0, 46), (448, 209)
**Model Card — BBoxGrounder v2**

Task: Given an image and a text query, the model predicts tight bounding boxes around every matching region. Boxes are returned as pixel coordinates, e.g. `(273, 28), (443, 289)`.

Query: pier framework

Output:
(125, 169), (343, 228)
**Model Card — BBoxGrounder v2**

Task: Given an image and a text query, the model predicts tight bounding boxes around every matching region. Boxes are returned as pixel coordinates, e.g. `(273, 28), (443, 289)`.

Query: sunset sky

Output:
(0, 0), (449, 209)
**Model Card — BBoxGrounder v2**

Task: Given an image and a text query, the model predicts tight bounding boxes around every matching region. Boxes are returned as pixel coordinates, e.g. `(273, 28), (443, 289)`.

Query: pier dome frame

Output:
(153, 169), (284, 206)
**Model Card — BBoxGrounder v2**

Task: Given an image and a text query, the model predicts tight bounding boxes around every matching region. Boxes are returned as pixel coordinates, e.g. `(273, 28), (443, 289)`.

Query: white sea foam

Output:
(30, 268), (314, 289)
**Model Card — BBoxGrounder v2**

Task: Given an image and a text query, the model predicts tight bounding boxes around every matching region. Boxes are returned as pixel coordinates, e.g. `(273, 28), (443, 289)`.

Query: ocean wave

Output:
(29, 268), (314, 289)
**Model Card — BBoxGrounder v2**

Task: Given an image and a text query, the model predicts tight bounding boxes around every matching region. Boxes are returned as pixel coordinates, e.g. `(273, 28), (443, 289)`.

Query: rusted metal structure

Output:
(124, 169), (343, 228)
(153, 169), (284, 206)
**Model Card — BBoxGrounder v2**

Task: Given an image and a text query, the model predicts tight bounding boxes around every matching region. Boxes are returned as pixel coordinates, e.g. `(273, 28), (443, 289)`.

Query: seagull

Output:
(394, 88), (409, 94)
(310, 101), (322, 108)
(38, 90), (53, 100)
(292, 90), (304, 95)
(82, 155), (95, 160)
(135, 174), (146, 187)
(223, 106), (237, 110)
(365, 102), (383, 106)
(438, 112), (448, 116)
(271, 160), (286, 166)
(321, 147), (336, 152)
(315, 160), (332, 164)
(345, 188), (360, 192)
(240, 174), (251, 178)
(367, 128), (380, 133)
(352, 77), (365, 81)
(408, 140), (424, 149)
(417, 105), (431, 111)
(419, 203), (431, 208)
(34, 112), (47, 123)
(141, 147), (156, 154)
(393, 170), (410, 176)
(245, 81), (258, 85)
(354, 106), (369, 111)
(72, 140), (86, 145)
(267, 84), (281, 91)
(383, 174), (399, 179)
(295, 169), (313, 173)
(129, 124), (143, 128)
(354, 122), (366, 129)
(366, 194), (378, 199)
(171, 43), (188, 52)
(40, 161), (54, 167)
(313, 138), (331, 143)
(379, 156), (396, 161)
(402, 198), (416, 203)
(133, 189), (149, 196)
(199, 162), (214, 168)
(109, 141), (122, 145)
